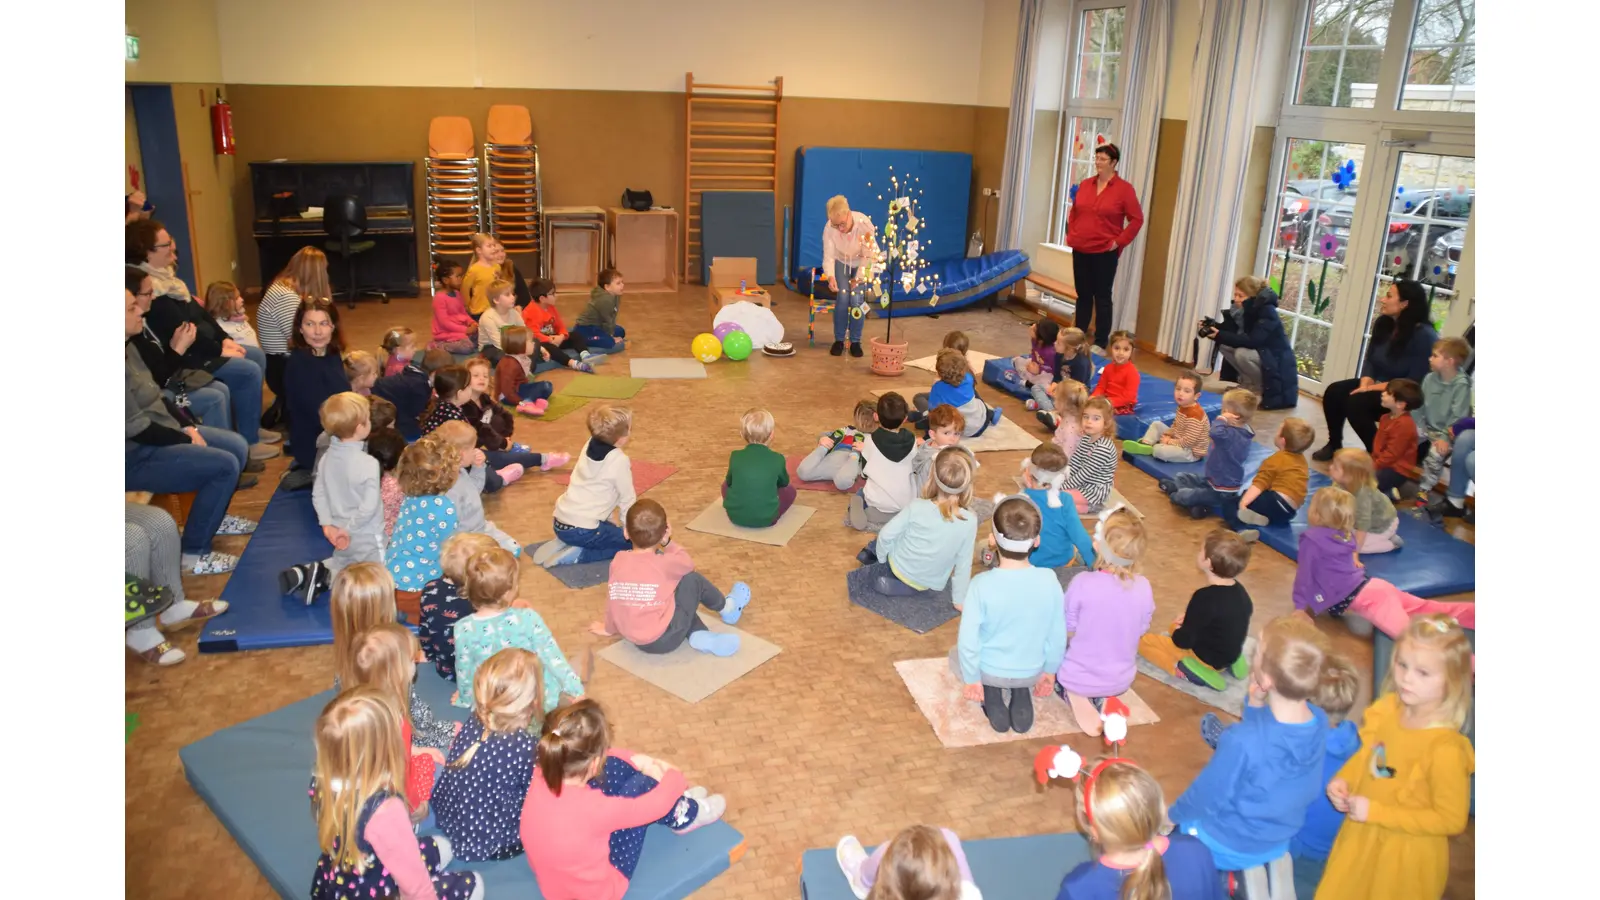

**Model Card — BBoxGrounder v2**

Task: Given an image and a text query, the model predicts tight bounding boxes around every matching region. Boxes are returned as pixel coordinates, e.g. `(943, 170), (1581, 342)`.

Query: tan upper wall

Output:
(125, 0), (222, 84)
(215, 0), (991, 104)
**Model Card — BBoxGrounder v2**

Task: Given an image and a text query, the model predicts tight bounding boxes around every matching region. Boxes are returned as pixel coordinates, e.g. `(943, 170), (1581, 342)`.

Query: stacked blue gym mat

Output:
(181, 668), (745, 899)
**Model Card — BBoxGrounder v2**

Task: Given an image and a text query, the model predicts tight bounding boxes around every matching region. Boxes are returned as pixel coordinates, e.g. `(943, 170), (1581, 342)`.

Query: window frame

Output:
(1047, 0), (1129, 245)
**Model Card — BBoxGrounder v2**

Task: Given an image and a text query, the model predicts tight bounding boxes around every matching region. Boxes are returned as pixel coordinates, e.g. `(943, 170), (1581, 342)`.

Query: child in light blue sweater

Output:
(1019, 443), (1096, 570)
(860, 446), (979, 608)
(954, 495), (1068, 734)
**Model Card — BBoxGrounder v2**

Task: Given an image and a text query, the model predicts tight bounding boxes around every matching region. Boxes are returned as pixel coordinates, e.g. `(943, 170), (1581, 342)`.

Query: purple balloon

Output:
(712, 322), (746, 341)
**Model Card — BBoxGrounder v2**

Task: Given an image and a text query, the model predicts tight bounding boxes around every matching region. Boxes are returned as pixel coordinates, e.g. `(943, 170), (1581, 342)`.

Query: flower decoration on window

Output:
(1330, 159), (1356, 191)
(1318, 234), (1339, 259)
(1069, 184), (1080, 203)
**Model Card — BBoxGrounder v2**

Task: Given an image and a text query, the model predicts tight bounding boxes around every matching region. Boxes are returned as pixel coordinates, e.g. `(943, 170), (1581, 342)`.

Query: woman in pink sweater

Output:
(521, 699), (727, 900)
(431, 259), (476, 353)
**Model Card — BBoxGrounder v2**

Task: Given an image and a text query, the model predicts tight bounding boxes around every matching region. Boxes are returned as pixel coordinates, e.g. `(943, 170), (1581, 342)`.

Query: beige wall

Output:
(170, 84), (240, 292)
(977, 0), (1021, 109)
(124, 0), (222, 84)
(216, 0), (989, 103)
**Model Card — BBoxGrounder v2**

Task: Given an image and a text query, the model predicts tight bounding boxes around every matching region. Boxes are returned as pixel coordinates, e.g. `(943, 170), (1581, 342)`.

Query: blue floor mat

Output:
(981, 356), (1223, 437)
(1125, 443), (1475, 597)
(800, 832), (1091, 899)
(181, 669), (745, 899)
(201, 489), (335, 653)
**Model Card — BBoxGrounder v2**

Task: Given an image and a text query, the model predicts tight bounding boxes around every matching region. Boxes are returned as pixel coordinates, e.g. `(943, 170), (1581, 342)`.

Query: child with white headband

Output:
(953, 495), (1068, 734)
(1054, 508), (1154, 737)
(1018, 443), (1096, 571)
(859, 446), (980, 608)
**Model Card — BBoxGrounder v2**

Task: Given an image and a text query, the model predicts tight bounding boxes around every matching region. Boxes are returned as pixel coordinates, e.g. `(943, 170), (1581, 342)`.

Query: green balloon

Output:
(722, 330), (753, 360)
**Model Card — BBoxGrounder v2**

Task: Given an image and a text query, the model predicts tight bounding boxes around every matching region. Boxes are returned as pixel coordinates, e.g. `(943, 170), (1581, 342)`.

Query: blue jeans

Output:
(552, 518), (632, 564)
(1168, 473), (1239, 518)
(486, 448), (544, 471)
(124, 426), (247, 556)
(179, 383), (231, 430)
(1291, 853), (1326, 900)
(211, 356), (264, 444)
(518, 381), (553, 403)
(241, 343), (267, 370)
(573, 324), (625, 350)
(1448, 429), (1475, 501)
(832, 261), (867, 342)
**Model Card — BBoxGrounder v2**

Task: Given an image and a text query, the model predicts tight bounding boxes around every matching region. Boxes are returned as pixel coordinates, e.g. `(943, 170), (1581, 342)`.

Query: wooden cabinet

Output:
(607, 208), (680, 293)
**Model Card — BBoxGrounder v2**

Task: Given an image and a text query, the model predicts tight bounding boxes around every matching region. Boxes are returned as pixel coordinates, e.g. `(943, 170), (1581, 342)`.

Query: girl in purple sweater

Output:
(1055, 507), (1154, 737)
(1293, 487), (1475, 640)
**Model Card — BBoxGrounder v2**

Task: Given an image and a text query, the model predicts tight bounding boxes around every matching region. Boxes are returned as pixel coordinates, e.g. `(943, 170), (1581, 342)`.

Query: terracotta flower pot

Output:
(869, 336), (908, 376)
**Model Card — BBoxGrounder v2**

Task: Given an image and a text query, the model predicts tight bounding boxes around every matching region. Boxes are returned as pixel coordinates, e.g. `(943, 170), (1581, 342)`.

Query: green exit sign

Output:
(126, 34), (139, 61)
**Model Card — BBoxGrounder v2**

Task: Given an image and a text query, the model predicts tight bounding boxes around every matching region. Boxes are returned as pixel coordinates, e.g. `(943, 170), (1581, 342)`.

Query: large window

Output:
(1293, 0), (1394, 108)
(1399, 0), (1475, 111)
(1073, 7), (1125, 101)
(1051, 3), (1126, 243)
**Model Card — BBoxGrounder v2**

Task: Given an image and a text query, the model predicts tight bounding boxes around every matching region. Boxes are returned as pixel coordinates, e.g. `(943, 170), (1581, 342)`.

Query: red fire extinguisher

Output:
(210, 90), (235, 156)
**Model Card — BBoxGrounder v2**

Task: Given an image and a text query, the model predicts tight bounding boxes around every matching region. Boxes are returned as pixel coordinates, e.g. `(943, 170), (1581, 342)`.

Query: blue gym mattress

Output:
(200, 489), (335, 653)
(982, 356), (1225, 437)
(181, 669), (745, 899)
(873, 250), (1030, 317)
(800, 832), (1091, 899)
(701, 190), (777, 285)
(1124, 444), (1475, 597)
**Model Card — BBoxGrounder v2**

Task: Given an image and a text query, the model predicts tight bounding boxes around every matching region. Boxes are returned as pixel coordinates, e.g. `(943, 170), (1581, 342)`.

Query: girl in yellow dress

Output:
(1315, 614), (1474, 900)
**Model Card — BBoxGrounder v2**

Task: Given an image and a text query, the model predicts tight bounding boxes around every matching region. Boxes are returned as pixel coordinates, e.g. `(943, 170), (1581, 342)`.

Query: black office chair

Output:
(324, 194), (388, 308)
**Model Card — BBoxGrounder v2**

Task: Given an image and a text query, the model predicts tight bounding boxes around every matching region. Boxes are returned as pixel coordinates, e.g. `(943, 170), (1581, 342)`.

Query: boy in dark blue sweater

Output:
(1162, 388), (1258, 524)
(372, 348), (453, 441)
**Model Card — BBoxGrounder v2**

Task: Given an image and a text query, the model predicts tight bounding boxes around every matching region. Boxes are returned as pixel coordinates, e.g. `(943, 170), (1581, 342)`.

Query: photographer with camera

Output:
(1198, 275), (1300, 410)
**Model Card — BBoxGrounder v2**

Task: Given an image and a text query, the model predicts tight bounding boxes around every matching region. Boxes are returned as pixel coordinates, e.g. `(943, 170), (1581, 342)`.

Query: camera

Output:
(1197, 316), (1221, 339)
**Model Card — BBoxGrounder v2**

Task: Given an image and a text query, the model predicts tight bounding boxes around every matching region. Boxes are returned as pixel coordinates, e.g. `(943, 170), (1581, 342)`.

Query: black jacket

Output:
(1213, 288), (1300, 409)
(143, 295), (231, 373)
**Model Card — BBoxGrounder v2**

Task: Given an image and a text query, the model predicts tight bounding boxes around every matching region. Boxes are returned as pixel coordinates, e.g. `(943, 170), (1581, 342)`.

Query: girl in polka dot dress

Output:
(388, 437), (463, 592)
(520, 699), (729, 900)
(309, 686), (483, 900)
(349, 624), (448, 821)
(433, 648), (546, 861)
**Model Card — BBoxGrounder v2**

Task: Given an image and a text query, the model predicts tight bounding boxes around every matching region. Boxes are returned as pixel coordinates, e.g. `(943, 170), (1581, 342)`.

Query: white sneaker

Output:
(531, 539), (571, 567)
(672, 793), (726, 834)
(685, 786), (710, 802)
(836, 835), (871, 900)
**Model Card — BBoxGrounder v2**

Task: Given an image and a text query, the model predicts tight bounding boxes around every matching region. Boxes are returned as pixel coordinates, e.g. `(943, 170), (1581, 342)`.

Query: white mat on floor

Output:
(906, 350), (1000, 377)
(629, 358), (708, 379)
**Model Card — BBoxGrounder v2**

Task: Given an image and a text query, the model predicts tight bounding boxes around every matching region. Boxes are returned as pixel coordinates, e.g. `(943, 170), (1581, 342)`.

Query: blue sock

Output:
(688, 630), (740, 657)
(721, 582), (751, 624)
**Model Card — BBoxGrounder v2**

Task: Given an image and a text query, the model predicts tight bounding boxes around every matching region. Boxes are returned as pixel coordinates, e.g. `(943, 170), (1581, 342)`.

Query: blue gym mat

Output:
(982, 356), (1225, 437)
(181, 669), (745, 899)
(799, 832), (1091, 899)
(200, 489), (335, 653)
(1124, 443), (1475, 597)
(876, 250), (1031, 317)
(791, 147), (969, 279)
(700, 191), (776, 286)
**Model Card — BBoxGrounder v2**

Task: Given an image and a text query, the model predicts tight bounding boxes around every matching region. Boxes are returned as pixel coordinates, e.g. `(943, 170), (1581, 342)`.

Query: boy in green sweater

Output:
(722, 408), (796, 527)
(574, 268), (627, 350)
(1413, 336), (1472, 502)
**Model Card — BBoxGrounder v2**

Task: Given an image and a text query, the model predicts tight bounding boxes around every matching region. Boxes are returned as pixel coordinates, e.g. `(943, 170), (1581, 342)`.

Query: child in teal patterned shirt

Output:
(388, 438), (463, 592)
(452, 546), (584, 710)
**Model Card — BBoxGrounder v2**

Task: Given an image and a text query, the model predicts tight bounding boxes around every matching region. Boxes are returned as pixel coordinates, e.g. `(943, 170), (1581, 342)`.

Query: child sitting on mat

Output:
(836, 825), (984, 900)
(849, 392), (920, 532)
(522, 278), (596, 371)
(1168, 615), (1342, 893)
(1230, 417), (1313, 534)
(521, 698), (728, 900)
(348, 623), (447, 822)
(1004, 318), (1059, 397)
(279, 393), (383, 603)
(575, 268), (628, 350)
(796, 397), (877, 490)
(475, 278), (521, 368)
(328, 563), (457, 751)
(911, 405), (975, 495)
(431, 258), (477, 354)
(373, 347), (452, 442)
(588, 498), (753, 657)
(434, 421), (522, 553)
(860, 447), (979, 607)
(722, 408), (797, 528)
(1049, 758), (1225, 900)
(1138, 529), (1253, 692)
(1019, 443), (1096, 570)
(434, 647), (546, 862)
(418, 532), (501, 682)
(1330, 448), (1402, 553)
(536, 405), (638, 568)
(343, 350), (379, 397)
(378, 325), (418, 378)
(1063, 396), (1121, 514)
(453, 546), (584, 711)
(1371, 378), (1423, 497)
(1043, 378), (1090, 456)
(1029, 325), (1092, 418)
(309, 687), (483, 900)
(1123, 370), (1211, 463)
(366, 427), (406, 545)
(1162, 388), (1258, 522)
(1316, 615), (1475, 900)
(1055, 508), (1152, 737)
(494, 326), (554, 415)
(1412, 336), (1473, 505)
(463, 356), (567, 478)
(955, 495), (1067, 734)
(388, 438), (464, 592)
(1293, 487), (1476, 639)
(1090, 330), (1140, 416)
(911, 349), (1002, 436)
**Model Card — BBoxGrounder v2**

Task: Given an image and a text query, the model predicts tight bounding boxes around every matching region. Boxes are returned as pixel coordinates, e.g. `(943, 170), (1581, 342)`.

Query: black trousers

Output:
(1072, 249), (1121, 347)
(1321, 378), (1387, 450)
(261, 353), (288, 429)
(636, 571), (726, 654)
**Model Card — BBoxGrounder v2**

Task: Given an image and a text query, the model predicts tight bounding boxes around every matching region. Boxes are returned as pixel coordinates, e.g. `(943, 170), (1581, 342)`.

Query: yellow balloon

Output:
(691, 332), (723, 363)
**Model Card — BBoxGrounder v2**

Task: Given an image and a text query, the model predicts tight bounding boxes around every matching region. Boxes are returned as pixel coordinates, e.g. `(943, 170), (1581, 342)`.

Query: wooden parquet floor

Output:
(126, 282), (1474, 898)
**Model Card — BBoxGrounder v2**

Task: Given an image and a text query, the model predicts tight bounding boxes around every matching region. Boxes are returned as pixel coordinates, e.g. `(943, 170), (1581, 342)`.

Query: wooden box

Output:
(550, 226), (601, 292)
(607, 208), (679, 293)
(707, 257), (771, 316)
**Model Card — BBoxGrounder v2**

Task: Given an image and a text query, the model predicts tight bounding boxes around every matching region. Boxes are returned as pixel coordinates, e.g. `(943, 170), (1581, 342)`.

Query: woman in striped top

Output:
(258, 248), (331, 428)
(1065, 396), (1120, 514)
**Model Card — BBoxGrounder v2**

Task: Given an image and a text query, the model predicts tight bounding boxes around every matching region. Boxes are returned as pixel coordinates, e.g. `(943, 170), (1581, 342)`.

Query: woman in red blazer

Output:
(1066, 143), (1145, 350)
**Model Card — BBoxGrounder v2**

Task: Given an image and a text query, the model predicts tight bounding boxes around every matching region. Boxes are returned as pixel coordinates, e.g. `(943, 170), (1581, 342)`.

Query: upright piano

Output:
(250, 161), (419, 295)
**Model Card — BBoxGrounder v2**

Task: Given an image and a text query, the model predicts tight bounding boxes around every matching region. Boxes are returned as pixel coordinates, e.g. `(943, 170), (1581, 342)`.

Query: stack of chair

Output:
(541, 206), (608, 291)
(482, 105), (543, 268)
(425, 116), (483, 290)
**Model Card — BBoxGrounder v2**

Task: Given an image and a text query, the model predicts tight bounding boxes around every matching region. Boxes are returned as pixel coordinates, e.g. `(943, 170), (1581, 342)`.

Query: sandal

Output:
(131, 639), (187, 667)
(125, 574), (173, 627)
(164, 599), (231, 631)
(215, 514), (258, 536)
(186, 552), (239, 576)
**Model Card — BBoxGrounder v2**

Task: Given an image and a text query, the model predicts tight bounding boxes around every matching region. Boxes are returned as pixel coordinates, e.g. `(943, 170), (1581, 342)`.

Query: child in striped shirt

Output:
(1064, 396), (1121, 514)
(1123, 370), (1211, 462)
